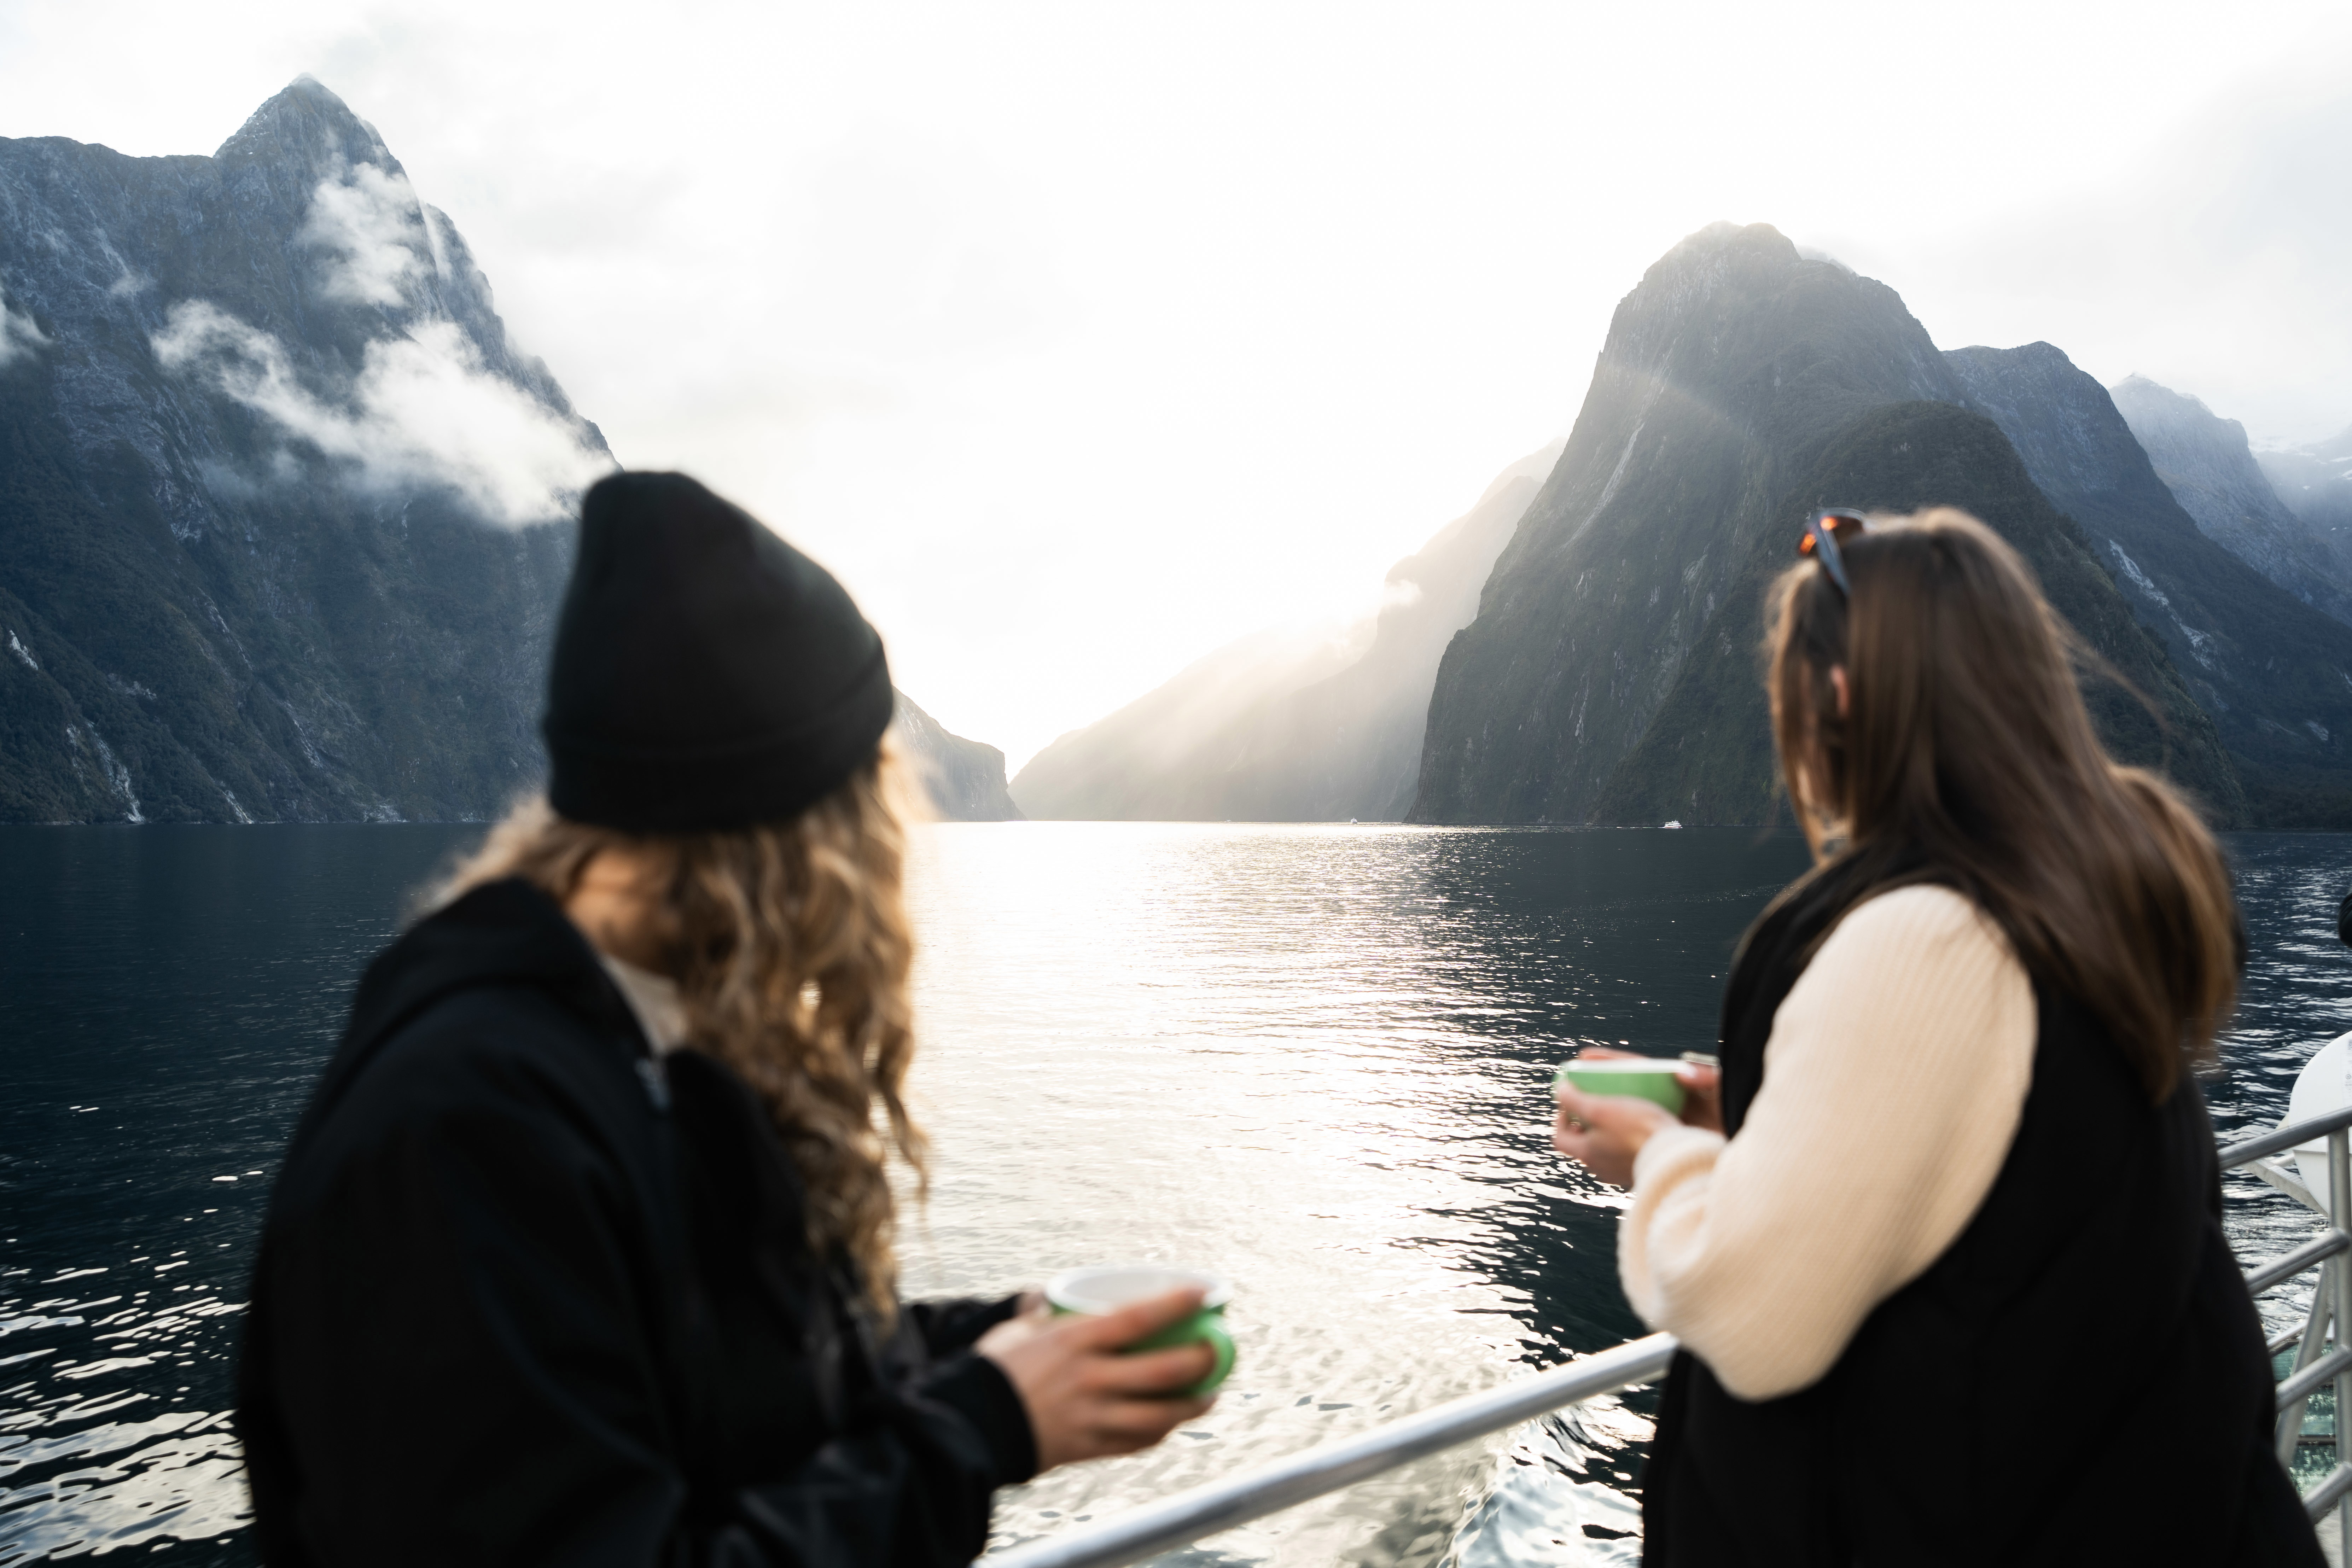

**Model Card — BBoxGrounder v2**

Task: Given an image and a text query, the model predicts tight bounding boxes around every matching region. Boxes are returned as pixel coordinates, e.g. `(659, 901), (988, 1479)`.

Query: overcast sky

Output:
(3, 1), (2348, 770)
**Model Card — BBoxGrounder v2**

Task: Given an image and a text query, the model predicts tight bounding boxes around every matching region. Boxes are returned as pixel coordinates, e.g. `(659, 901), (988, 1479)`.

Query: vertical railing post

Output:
(2330, 1129), (2351, 1547)
(2281, 1288), (2333, 1466)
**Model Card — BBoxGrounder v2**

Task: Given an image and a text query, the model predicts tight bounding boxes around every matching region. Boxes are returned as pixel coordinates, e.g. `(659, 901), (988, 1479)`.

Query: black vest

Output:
(1637, 855), (2319, 1566)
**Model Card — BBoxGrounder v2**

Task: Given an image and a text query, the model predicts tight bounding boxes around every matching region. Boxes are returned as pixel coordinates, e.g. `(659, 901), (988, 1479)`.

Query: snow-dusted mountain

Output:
(0, 77), (611, 822)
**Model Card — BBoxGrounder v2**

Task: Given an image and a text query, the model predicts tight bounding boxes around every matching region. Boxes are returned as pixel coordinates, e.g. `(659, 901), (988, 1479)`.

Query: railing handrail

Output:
(984, 1333), (1679, 1568)
(992, 1106), (2352, 1568)
(2242, 1229), (2351, 1298)
(2219, 1104), (2352, 1170)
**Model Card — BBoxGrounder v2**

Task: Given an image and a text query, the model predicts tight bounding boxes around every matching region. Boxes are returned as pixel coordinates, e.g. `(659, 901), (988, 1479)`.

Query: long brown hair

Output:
(1766, 507), (2236, 1100)
(432, 746), (928, 1313)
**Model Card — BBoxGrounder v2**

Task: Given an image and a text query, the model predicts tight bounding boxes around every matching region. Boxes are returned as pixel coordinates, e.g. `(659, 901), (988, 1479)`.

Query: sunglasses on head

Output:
(1797, 508), (1869, 596)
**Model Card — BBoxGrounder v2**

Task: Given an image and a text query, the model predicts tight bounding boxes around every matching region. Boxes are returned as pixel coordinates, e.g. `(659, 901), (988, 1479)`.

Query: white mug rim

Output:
(1046, 1264), (1233, 1314)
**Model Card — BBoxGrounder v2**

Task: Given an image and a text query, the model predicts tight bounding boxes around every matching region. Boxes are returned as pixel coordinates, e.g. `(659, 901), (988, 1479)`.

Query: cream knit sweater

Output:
(1618, 885), (2037, 1400)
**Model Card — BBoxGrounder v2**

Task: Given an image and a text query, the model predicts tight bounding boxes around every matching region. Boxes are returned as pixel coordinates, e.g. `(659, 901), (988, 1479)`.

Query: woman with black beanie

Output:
(237, 473), (1214, 1566)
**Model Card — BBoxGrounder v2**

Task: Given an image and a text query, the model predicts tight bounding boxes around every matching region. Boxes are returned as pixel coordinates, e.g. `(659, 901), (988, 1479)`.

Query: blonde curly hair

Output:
(431, 745), (928, 1314)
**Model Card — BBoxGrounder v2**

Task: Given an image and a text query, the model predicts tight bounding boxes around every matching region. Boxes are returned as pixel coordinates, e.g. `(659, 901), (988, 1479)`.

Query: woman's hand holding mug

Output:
(978, 1288), (1215, 1470)
(1552, 1047), (1723, 1187)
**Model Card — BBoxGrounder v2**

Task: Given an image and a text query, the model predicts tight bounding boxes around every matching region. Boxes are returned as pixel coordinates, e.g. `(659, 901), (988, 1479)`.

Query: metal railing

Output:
(988, 1102), (2352, 1568)
(2219, 1102), (2352, 1538)
(987, 1333), (1677, 1568)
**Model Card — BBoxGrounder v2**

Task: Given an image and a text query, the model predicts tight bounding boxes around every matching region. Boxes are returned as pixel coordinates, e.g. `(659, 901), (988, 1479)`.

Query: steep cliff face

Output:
(1593, 402), (2241, 825)
(1946, 346), (2352, 820)
(2106, 373), (2352, 624)
(0, 78), (609, 822)
(1412, 223), (1962, 824)
(890, 691), (1021, 821)
(1010, 444), (1559, 820)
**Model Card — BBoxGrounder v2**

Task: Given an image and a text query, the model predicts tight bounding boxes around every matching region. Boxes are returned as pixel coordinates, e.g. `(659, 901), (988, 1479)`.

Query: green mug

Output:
(1045, 1265), (1235, 1395)
(1554, 1056), (1687, 1114)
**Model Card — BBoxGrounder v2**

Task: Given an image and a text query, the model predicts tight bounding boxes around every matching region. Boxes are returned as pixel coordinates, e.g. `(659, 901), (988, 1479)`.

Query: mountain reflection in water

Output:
(4, 824), (2350, 1566)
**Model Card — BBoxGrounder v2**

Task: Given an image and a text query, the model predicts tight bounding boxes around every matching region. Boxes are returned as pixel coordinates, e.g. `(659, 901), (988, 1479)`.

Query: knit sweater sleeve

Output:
(1615, 885), (2037, 1400)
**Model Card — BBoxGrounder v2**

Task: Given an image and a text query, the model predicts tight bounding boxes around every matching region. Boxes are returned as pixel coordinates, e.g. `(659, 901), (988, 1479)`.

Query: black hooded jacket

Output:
(237, 878), (1036, 1567)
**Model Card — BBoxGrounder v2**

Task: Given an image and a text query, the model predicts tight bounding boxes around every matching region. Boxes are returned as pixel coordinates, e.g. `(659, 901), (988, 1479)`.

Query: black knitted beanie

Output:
(542, 472), (893, 833)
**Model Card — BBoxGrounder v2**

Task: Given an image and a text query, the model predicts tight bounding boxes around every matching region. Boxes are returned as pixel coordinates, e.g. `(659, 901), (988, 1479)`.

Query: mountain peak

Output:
(2110, 372), (2216, 421)
(1412, 223), (1959, 823)
(1679, 219), (1793, 254)
(214, 75), (400, 179)
(1643, 221), (1798, 284)
(1948, 341), (2086, 388)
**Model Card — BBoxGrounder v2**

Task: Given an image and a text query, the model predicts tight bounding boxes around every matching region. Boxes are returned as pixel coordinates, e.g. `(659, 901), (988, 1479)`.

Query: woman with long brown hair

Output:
(1553, 507), (2321, 1563)
(238, 474), (1213, 1567)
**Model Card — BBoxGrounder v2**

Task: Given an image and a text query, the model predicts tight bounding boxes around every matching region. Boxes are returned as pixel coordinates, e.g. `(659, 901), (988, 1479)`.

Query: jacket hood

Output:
(287, 878), (645, 1163)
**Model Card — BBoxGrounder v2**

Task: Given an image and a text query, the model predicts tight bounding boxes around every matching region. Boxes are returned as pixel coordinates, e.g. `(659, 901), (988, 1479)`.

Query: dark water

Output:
(4, 825), (2350, 1565)
(0, 827), (476, 1565)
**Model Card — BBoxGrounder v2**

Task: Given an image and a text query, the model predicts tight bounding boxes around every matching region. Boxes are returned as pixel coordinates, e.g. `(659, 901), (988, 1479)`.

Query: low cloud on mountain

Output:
(0, 279), (48, 367)
(153, 299), (609, 526)
(298, 163), (437, 308)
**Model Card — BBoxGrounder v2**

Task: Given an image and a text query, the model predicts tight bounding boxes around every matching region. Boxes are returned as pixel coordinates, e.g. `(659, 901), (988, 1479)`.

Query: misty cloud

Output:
(299, 163), (434, 307)
(152, 300), (609, 525)
(0, 279), (50, 367)
(1869, 71), (2352, 442)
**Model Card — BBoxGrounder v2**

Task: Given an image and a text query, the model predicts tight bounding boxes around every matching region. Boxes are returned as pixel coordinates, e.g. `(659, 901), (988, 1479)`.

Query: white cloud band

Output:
(0, 279), (51, 367)
(153, 300), (609, 526)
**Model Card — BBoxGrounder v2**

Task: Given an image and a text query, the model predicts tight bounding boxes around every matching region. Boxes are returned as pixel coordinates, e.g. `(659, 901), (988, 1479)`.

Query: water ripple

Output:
(6, 823), (2352, 1564)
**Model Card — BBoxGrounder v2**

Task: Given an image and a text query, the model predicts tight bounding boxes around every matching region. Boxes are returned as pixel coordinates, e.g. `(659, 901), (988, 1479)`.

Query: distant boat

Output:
(1662, 820), (1683, 829)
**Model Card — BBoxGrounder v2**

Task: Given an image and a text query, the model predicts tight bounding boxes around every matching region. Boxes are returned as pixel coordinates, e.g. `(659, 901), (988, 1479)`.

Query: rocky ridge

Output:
(2106, 373), (2352, 625)
(1947, 345), (2352, 822)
